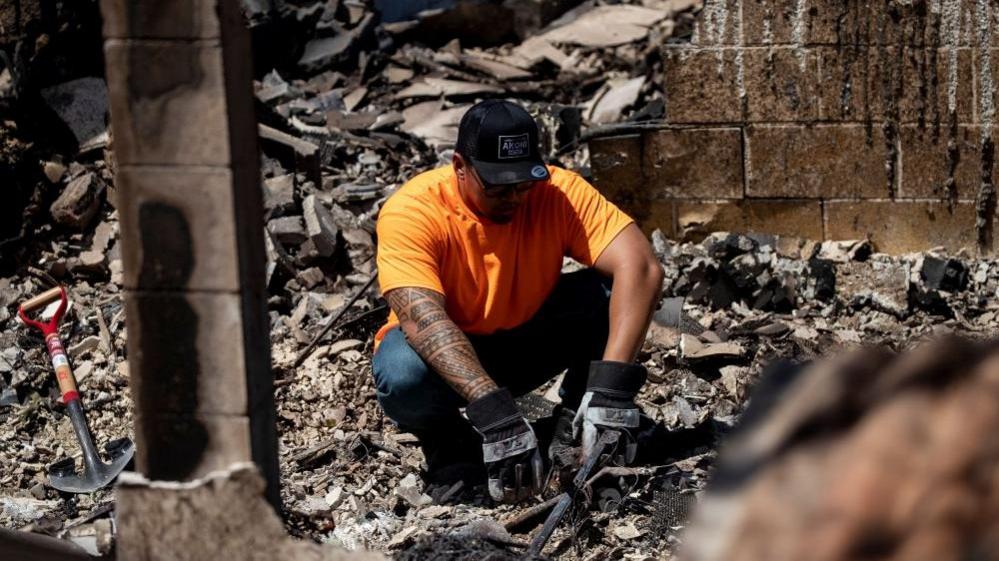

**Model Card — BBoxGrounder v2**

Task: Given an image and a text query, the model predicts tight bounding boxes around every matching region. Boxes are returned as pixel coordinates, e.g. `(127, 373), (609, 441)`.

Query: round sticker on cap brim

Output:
(531, 165), (548, 179)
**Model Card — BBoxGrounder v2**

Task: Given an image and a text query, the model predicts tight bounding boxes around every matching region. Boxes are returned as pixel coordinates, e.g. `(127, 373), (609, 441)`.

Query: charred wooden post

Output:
(98, 0), (280, 506)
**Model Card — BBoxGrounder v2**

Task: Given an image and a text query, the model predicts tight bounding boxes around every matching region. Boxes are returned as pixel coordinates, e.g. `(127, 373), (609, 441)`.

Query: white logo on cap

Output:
(498, 133), (529, 159)
(531, 165), (547, 178)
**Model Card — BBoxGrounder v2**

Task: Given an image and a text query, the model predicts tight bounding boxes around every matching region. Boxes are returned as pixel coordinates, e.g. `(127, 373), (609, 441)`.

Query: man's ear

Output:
(452, 152), (466, 177)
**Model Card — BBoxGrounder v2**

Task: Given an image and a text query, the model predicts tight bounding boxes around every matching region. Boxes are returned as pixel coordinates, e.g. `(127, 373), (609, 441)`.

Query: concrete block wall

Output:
(99, 0), (281, 507)
(590, 0), (999, 255)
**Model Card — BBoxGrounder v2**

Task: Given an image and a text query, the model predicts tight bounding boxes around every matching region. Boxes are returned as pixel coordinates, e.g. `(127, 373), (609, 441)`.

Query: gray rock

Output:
(51, 173), (104, 229)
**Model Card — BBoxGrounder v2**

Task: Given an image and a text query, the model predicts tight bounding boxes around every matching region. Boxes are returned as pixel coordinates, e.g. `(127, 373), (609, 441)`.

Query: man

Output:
(372, 99), (663, 504)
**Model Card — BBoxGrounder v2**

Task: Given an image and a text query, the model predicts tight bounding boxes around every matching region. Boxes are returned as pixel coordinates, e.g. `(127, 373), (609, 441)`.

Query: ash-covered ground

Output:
(3, 220), (993, 558)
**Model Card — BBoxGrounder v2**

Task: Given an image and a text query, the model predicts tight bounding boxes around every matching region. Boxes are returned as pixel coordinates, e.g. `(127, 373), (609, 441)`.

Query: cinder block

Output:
(132, 413), (252, 482)
(900, 48), (974, 124)
(104, 40), (232, 166)
(635, 201), (677, 238)
(642, 128), (743, 198)
(746, 124), (889, 198)
(817, 47), (974, 124)
(590, 134), (675, 235)
(824, 200), (980, 254)
(589, 134), (643, 201)
(663, 47), (743, 123)
(124, 291), (253, 416)
(677, 199), (823, 242)
(691, 0), (741, 46)
(100, 0), (222, 39)
(741, 0), (843, 45)
(900, 125), (992, 200)
(743, 47), (821, 121)
(116, 167), (241, 291)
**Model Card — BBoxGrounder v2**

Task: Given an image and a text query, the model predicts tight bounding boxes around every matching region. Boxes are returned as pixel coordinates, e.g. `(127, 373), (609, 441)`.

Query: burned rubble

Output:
(2, 0), (999, 560)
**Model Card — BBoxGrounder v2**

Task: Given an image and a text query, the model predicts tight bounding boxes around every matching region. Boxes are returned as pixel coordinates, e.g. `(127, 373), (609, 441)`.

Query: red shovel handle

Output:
(18, 286), (67, 337)
(17, 287), (78, 403)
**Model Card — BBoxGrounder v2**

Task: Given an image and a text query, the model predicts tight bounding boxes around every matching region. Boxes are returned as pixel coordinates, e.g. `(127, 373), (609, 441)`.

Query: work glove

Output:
(465, 388), (544, 504)
(574, 361), (647, 466)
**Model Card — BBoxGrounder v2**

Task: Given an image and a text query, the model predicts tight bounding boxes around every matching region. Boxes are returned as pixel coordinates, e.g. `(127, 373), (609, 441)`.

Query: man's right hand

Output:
(466, 388), (544, 503)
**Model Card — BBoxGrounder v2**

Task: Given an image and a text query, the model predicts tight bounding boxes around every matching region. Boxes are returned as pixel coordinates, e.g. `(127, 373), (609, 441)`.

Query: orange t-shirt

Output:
(374, 164), (634, 346)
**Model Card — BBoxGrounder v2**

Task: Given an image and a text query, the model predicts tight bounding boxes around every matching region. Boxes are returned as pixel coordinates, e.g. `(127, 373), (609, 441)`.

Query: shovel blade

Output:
(48, 440), (135, 493)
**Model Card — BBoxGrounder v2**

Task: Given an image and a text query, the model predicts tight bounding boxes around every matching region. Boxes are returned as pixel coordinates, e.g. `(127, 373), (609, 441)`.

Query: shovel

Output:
(18, 286), (135, 493)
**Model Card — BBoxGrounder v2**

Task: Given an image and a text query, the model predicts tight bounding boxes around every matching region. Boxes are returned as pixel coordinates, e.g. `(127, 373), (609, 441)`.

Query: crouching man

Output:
(371, 100), (663, 503)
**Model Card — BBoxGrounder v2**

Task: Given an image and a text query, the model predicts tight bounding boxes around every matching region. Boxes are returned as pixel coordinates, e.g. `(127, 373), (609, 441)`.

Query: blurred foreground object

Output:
(683, 336), (999, 561)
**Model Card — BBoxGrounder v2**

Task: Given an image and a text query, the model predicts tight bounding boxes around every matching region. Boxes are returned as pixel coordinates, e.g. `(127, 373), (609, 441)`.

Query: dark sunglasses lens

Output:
(483, 181), (537, 197)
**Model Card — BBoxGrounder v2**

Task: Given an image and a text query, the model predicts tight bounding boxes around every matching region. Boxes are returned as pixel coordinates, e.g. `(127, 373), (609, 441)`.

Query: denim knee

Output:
(372, 328), (463, 430)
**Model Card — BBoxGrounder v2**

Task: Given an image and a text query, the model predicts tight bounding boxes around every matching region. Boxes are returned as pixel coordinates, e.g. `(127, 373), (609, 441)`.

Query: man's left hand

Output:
(574, 360), (647, 465)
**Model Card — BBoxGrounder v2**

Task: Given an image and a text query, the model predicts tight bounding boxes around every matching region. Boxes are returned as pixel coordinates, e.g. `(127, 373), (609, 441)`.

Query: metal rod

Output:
(502, 494), (564, 532)
(526, 431), (620, 556)
(526, 493), (571, 556)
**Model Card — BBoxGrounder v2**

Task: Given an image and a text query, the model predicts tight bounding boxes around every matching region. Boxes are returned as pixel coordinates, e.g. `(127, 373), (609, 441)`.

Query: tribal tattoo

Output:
(385, 287), (499, 401)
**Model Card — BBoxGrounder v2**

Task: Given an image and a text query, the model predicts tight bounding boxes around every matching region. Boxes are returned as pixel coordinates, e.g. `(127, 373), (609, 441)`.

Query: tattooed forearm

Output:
(385, 287), (499, 401)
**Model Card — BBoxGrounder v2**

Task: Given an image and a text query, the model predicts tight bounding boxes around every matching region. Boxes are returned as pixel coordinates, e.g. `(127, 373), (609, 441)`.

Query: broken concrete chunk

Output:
(384, 65), (414, 84)
(836, 260), (909, 316)
(40, 77), (109, 149)
(588, 76), (646, 124)
(918, 255), (968, 293)
(538, 4), (666, 47)
(262, 175), (295, 213)
(343, 87), (368, 112)
(328, 339), (364, 358)
(394, 473), (432, 507)
(394, 77), (502, 100)
(267, 215), (307, 245)
(459, 51), (533, 80)
(325, 486), (345, 508)
(817, 239), (872, 263)
(51, 173), (104, 229)
(613, 520), (644, 540)
(401, 101), (470, 147)
(662, 395), (698, 428)
(258, 124), (321, 186)
(680, 334), (745, 362)
(297, 267), (326, 290)
(69, 336), (101, 357)
(298, 35), (355, 72)
(302, 195), (339, 257)
(43, 161), (67, 184)
(719, 366), (747, 400)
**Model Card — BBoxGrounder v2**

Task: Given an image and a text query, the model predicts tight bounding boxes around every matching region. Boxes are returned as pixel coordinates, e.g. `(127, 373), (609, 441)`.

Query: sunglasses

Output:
(471, 167), (542, 198)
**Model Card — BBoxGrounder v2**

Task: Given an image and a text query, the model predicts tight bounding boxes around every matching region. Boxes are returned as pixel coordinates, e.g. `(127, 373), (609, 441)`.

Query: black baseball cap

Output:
(455, 99), (550, 185)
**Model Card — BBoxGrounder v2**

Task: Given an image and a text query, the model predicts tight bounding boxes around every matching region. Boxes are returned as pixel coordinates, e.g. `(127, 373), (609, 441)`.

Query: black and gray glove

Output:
(466, 388), (544, 504)
(574, 361), (647, 465)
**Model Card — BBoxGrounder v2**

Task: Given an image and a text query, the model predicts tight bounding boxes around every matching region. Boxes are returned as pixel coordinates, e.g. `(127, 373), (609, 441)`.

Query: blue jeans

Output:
(372, 269), (612, 433)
